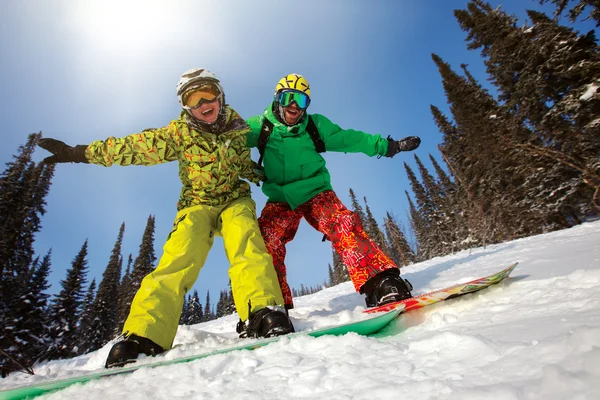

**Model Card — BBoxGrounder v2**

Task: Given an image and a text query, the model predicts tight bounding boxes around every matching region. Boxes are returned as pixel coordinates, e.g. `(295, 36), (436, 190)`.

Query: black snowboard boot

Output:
(237, 306), (295, 338)
(105, 334), (164, 368)
(362, 269), (413, 308)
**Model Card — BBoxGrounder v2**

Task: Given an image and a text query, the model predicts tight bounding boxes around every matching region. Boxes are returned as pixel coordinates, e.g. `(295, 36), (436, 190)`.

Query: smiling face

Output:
(281, 103), (304, 125)
(189, 98), (221, 124)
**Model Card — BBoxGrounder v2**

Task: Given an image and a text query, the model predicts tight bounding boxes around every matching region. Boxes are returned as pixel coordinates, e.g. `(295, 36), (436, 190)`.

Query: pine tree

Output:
(524, 9), (600, 215)
(331, 248), (349, 284)
(455, 0), (600, 216)
(299, 284), (306, 296)
(180, 294), (189, 325)
(384, 212), (415, 267)
(348, 188), (367, 225)
(216, 290), (226, 318)
(187, 291), (204, 325)
(431, 52), (555, 242)
(539, 0), (600, 26)
(362, 197), (388, 253)
(0, 133), (40, 273)
(77, 279), (96, 355)
(431, 53), (511, 244)
(223, 281), (235, 316)
(13, 251), (52, 368)
(47, 241), (89, 360)
(87, 223), (124, 351)
(429, 154), (455, 196)
(215, 287), (236, 318)
(414, 155), (455, 256)
(404, 163), (437, 259)
(428, 154), (470, 251)
(117, 254), (133, 331)
(118, 215), (157, 330)
(129, 216), (157, 294)
(0, 132), (54, 375)
(293, 284), (321, 296)
(430, 106), (484, 248)
(405, 191), (424, 260)
(203, 291), (212, 321)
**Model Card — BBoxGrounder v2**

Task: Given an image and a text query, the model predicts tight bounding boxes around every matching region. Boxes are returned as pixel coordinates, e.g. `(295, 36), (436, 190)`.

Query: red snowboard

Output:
(365, 262), (518, 314)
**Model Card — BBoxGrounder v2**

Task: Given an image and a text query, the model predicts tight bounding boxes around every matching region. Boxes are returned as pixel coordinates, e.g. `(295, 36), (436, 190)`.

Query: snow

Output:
(580, 82), (599, 101)
(2, 221), (600, 399)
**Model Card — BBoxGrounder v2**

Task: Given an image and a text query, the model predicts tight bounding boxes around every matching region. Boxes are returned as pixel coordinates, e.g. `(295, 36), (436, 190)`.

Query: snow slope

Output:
(2, 221), (600, 400)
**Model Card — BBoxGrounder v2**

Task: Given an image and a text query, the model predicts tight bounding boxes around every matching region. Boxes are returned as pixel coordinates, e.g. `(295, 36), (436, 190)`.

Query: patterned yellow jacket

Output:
(85, 106), (261, 210)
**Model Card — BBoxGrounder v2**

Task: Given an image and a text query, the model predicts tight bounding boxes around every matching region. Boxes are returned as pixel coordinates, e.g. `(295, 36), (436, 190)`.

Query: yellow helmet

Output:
(274, 74), (311, 97)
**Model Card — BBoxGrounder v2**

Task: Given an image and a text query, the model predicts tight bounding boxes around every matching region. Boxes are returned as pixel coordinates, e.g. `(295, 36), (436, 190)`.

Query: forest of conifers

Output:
(1, 0), (598, 376)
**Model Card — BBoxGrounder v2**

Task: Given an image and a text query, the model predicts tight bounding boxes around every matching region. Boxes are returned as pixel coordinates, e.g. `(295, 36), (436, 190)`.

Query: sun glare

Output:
(69, 0), (178, 56)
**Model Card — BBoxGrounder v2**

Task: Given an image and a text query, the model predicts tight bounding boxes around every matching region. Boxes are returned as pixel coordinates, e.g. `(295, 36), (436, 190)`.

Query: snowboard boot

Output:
(105, 334), (164, 368)
(237, 306), (295, 338)
(362, 268), (413, 308)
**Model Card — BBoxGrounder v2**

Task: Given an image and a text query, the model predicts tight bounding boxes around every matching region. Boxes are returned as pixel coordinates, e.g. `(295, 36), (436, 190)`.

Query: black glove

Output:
(385, 136), (421, 158)
(38, 138), (89, 164)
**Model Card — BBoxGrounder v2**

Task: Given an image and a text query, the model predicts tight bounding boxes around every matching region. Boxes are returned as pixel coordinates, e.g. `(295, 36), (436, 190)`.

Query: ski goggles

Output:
(275, 90), (311, 109)
(181, 83), (221, 109)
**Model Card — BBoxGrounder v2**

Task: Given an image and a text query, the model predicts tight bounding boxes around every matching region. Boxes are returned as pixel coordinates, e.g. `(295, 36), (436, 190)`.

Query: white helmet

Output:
(176, 68), (224, 108)
(176, 68), (226, 130)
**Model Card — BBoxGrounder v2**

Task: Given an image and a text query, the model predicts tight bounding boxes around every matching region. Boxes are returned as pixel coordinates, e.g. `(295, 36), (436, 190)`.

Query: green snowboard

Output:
(0, 306), (402, 400)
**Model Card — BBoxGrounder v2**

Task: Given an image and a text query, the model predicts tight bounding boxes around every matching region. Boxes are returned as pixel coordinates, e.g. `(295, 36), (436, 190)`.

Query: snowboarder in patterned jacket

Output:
(246, 73), (420, 310)
(38, 69), (294, 368)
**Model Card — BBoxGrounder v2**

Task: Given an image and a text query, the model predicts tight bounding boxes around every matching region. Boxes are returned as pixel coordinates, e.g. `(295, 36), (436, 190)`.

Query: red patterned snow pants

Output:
(258, 190), (398, 308)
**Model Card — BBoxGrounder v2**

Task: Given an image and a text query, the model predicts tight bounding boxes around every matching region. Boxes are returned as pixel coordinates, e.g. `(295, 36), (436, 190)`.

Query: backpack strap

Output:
(306, 116), (326, 153)
(257, 118), (274, 167)
(257, 115), (325, 166)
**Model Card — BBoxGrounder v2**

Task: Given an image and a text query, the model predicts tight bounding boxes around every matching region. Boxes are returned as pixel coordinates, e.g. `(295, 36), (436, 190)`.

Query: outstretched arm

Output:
(39, 126), (178, 167)
(312, 114), (420, 157)
(384, 136), (421, 158)
(38, 139), (88, 163)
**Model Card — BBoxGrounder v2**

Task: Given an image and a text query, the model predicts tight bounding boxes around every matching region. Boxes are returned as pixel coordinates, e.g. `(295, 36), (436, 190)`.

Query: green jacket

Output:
(247, 105), (389, 210)
(86, 106), (262, 210)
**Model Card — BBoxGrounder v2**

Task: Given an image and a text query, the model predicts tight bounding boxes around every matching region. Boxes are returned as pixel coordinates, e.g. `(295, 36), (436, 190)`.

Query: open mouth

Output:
(285, 108), (300, 118)
(202, 107), (216, 117)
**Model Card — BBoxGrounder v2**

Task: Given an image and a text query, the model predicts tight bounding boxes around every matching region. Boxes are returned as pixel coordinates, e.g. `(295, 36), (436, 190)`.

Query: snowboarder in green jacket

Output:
(247, 73), (420, 309)
(38, 69), (293, 368)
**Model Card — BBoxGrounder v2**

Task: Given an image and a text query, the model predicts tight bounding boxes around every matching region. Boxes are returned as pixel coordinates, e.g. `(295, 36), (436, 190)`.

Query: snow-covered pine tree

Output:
(12, 251), (52, 369)
(404, 163), (438, 259)
(77, 279), (96, 355)
(46, 241), (89, 360)
(0, 132), (54, 375)
(331, 248), (349, 284)
(384, 212), (415, 267)
(187, 291), (203, 325)
(87, 223), (124, 351)
(455, 0), (600, 216)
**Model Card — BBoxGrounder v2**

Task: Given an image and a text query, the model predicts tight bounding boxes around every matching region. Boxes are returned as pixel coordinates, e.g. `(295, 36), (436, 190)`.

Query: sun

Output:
(68, 0), (178, 56)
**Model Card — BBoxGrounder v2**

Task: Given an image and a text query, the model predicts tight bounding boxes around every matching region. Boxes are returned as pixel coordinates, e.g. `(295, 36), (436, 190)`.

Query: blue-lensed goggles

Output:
(275, 90), (311, 109)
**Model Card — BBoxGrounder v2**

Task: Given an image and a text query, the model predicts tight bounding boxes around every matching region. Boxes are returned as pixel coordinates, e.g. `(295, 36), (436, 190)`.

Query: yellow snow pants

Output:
(122, 196), (284, 350)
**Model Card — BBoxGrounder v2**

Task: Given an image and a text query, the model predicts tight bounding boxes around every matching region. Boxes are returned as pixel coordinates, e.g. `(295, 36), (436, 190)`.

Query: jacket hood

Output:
(264, 103), (309, 135)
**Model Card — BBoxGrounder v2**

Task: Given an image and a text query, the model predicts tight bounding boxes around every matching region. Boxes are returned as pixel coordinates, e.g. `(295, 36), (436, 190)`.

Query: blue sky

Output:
(0, 0), (589, 303)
